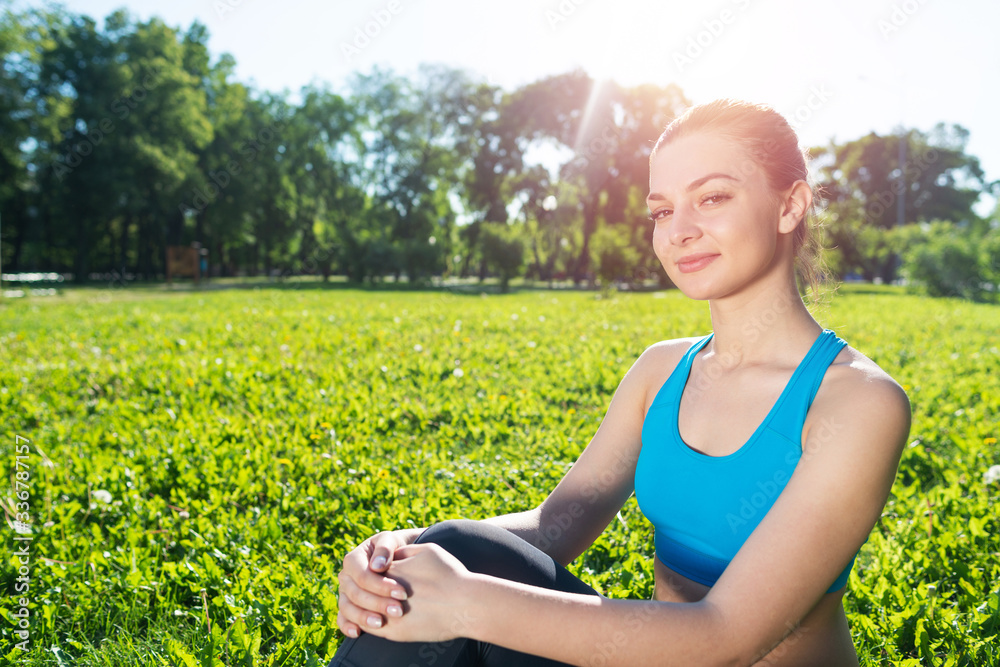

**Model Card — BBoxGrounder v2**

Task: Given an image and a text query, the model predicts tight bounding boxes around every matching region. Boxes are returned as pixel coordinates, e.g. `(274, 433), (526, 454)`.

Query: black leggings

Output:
(328, 519), (603, 667)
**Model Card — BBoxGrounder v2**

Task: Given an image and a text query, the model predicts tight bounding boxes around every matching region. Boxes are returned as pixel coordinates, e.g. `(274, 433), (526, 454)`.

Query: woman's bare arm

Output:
(481, 340), (691, 565)
(380, 354), (910, 666)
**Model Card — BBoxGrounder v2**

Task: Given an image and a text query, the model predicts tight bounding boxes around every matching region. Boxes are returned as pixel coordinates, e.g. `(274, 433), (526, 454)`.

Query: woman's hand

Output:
(360, 542), (479, 644)
(336, 528), (422, 639)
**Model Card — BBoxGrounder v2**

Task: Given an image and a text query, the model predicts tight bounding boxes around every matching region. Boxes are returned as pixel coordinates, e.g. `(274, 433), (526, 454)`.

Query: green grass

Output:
(1, 285), (998, 665)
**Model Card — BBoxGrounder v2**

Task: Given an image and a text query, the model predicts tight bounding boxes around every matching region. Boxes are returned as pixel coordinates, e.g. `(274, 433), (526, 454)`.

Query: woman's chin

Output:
(677, 288), (716, 302)
(665, 275), (719, 301)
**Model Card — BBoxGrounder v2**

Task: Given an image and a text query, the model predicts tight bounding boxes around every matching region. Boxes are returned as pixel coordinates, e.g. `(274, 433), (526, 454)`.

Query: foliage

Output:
(477, 222), (526, 292)
(895, 221), (999, 302)
(813, 126), (992, 283)
(0, 286), (998, 665)
(590, 223), (639, 288)
(1, 6), (998, 296)
(0, 5), (691, 288)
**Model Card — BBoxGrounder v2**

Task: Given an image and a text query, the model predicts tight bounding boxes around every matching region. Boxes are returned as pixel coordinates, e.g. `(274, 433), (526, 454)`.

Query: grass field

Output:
(1, 284), (998, 666)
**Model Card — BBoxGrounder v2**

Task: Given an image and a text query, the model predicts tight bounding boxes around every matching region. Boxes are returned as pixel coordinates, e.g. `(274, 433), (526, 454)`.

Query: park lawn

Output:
(1, 284), (998, 666)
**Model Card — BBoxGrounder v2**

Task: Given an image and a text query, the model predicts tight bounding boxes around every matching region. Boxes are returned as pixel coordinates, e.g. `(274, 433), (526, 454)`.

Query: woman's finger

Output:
(340, 545), (409, 600)
(353, 564), (409, 600)
(339, 573), (406, 619)
(337, 587), (388, 632)
(368, 530), (410, 571)
(335, 608), (362, 640)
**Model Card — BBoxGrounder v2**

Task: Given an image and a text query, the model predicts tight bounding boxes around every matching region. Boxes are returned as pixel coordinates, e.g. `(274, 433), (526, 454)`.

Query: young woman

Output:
(330, 99), (911, 666)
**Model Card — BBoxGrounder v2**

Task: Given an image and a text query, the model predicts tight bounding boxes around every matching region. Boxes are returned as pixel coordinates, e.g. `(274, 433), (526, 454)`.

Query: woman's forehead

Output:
(648, 133), (758, 195)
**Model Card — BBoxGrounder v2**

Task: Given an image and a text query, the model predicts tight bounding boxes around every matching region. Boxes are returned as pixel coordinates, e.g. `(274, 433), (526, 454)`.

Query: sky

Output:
(18, 0), (1000, 213)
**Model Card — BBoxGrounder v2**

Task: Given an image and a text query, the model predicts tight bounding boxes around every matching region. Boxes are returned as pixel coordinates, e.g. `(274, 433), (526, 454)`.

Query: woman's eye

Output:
(648, 208), (672, 223)
(702, 193), (732, 206)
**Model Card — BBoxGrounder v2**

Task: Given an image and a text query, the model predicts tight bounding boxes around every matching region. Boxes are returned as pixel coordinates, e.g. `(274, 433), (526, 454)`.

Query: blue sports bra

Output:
(634, 329), (858, 594)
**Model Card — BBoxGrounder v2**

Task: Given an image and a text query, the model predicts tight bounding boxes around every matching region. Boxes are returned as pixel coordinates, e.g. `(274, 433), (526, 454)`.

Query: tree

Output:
(591, 223), (638, 289)
(502, 72), (688, 284)
(892, 219), (999, 303)
(344, 66), (474, 283)
(479, 222), (525, 293)
(0, 1), (64, 273)
(27, 10), (213, 281)
(813, 125), (992, 282)
(277, 84), (357, 280)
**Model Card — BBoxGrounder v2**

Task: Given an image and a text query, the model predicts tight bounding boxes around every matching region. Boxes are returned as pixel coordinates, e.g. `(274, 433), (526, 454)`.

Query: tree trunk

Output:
(216, 240), (226, 277)
(137, 215), (154, 280)
(73, 210), (89, 284)
(10, 195), (27, 272)
(120, 213), (132, 273)
(573, 196), (598, 285)
(168, 205), (184, 247)
(531, 236), (543, 281)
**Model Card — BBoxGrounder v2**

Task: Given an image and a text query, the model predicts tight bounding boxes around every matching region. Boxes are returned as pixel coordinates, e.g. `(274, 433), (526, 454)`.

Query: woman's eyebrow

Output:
(647, 172), (739, 203)
(685, 172), (738, 192)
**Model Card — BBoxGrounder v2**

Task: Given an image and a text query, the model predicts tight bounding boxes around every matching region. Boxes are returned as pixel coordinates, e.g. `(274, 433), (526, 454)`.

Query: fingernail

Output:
(390, 588), (407, 600)
(371, 556), (387, 570)
(387, 605), (402, 617)
(348, 627), (359, 639)
(367, 615), (383, 628)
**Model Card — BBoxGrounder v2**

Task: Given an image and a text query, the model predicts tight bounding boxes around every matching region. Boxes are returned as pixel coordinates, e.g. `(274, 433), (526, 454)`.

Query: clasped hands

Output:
(336, 531), (478, 644)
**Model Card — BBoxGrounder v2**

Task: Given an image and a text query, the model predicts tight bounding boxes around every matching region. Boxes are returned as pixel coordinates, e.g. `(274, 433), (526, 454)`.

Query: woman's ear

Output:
(778, 180), (813, 235)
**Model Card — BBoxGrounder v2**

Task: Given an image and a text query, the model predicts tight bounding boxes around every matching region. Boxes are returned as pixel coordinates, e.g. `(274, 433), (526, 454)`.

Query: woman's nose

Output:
(668, 206), (701, 246)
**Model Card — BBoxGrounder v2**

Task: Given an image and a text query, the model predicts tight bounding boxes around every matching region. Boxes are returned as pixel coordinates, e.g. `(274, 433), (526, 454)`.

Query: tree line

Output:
(1, 3), (997, 298)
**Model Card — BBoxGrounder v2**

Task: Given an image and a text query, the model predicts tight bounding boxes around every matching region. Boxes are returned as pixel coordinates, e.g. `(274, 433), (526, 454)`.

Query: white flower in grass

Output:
(983, 465), (1000, 485)
(453, 368), (464, 378)
(92, 490), (112, 504)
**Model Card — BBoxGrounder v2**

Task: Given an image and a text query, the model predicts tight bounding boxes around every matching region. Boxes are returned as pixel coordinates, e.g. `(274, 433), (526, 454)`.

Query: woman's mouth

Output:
(676, 253), (719, 273)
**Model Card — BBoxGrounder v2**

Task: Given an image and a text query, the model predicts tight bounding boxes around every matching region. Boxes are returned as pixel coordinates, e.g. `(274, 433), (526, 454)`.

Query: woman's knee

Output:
(412, 519), (600, 597)
(413, 519), (487, 550)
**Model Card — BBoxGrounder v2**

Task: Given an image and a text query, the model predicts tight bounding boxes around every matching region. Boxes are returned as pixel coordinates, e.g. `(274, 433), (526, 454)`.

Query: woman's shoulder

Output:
(631, 336), (707, 412)
(634, 335), (707, 374)
(826, 341), (909, 404)
(809, 340), (911, 452)
(643, 334), (708, 355)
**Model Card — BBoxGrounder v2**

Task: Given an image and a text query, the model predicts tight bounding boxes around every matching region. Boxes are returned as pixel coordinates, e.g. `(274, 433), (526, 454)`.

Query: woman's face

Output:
(647, 131), (792, 301)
